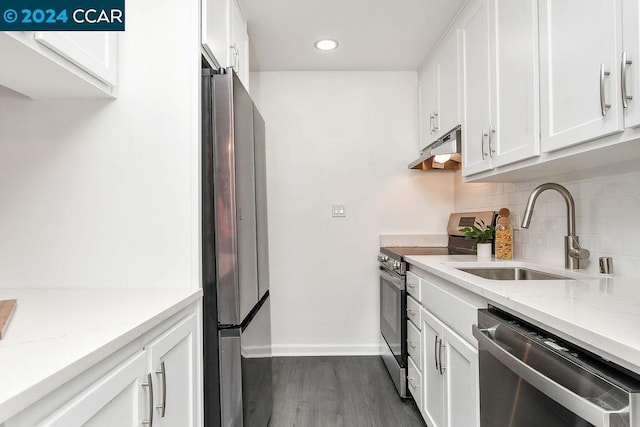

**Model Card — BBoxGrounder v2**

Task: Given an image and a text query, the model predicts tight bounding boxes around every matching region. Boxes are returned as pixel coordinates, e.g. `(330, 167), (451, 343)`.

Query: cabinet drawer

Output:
(406, 272), (421, 301)
(407, 295), (421, 329)
(407, 320), (421, 370)
(420, 273), (487, 345)
(407, 356), (422, 411)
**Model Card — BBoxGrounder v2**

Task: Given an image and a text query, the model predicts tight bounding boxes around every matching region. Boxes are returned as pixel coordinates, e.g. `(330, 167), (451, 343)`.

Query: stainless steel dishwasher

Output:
(473, 308), (640, 427)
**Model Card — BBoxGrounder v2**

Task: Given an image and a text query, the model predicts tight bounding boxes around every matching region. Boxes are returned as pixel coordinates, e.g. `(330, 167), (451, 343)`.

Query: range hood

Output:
(409, 126), (461, 170)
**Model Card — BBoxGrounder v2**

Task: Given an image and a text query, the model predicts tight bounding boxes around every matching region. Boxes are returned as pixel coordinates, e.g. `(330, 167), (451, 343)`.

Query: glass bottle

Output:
(495, 215), (513, 260)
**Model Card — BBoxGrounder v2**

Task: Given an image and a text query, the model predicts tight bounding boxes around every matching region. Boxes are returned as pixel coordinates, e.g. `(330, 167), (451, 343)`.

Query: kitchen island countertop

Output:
(405, 255), (640, 375)
(0, 287), (202, 423)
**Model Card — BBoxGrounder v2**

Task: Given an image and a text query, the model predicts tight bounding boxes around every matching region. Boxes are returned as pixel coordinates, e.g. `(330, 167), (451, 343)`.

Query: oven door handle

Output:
(379, 269), (404, 291)
(472, 326), (628, 427)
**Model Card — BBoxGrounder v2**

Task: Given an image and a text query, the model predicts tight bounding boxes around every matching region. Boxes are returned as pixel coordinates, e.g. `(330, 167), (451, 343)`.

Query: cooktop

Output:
(380, 246), (449, 260)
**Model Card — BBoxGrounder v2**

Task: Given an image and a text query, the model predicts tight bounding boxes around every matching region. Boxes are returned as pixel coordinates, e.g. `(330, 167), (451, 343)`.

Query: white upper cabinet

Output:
(202, 0), (231, 69)
(437, 35), (461, 139)
(539, 0), (624, 152)
(230, 0), (250, 90)
(461, 0), (540, 177)
(418, 64), (438, 149)
(418, 32), (460, 149)
(622, 0), (640, 128)
(35, 32), (117, 86)
(0, 31), (117, 99)
(460, 0), (492, 176)
(489, 0), (540, 168)
(202, 0), (250, 90)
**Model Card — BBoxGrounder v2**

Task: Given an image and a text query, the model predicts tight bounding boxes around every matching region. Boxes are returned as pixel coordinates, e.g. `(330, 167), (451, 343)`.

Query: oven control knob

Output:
(393, 261), (401, 270)
(378, 255), (389, 263)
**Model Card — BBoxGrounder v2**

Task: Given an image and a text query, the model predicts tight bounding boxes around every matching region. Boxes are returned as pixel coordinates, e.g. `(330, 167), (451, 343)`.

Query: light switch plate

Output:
(332, 203), (346, 217)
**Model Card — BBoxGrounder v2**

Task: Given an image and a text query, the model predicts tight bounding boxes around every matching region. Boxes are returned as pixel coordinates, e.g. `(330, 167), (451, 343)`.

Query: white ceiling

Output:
(239, 0), (467, 72)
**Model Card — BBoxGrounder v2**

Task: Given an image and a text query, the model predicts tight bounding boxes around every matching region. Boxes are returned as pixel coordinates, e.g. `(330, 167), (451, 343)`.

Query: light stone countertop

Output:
(0, 287), (202, 423)
(405, 255), (640, 375)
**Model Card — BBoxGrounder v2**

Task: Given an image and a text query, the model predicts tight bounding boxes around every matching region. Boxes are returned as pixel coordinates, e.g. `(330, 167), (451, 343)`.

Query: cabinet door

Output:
(418, 63), (438, 149)
(230, 0), (250, 90)
(539, 0), (623, 152)
(421, 308), (445, 427)
(35, 32), (117, 85)
(490, 0), (540, 168)
(36, 352), (149, 427)
(461, 0), (492, 176)
(443, 327), (479, 427)
(202, 0), (231, 68)
(145, 314), (199, 427)
(437, 34), (460, 137)
(622, 0), (640, 128)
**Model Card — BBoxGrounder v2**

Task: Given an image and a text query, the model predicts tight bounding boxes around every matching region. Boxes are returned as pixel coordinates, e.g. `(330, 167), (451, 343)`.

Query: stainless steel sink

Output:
(457, 267), (573, 281)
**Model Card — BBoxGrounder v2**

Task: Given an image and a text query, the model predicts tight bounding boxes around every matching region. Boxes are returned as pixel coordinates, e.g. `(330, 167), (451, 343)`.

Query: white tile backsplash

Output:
(455, 158), (640, 277)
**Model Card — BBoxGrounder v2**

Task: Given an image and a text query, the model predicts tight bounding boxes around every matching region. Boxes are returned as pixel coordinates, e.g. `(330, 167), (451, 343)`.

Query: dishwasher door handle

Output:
(472, 325), (628, 427)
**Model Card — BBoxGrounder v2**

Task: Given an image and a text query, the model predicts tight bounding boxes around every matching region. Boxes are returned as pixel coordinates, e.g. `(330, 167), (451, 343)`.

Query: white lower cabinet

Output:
(407, 319), (422, 370)
(442, 325), (479, 427)
(421, 307), (479, 427)
(421, 309), (445, 427)
(35, 352), (148, 427)
(407, 356), (422, 412)
(7, 310), (200, 427)
(407, 267), (484, 427)
(145, 314), (199, 427)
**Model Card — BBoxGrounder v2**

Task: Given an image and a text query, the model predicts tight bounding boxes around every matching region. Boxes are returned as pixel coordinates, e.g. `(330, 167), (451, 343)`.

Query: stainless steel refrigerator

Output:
(202, 67), (273, 427)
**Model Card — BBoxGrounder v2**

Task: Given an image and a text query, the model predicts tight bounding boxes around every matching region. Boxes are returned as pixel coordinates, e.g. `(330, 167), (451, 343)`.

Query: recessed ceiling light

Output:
(314, 39), (339, 51)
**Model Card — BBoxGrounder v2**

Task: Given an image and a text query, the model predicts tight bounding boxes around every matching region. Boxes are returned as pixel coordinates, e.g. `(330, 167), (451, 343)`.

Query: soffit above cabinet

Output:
(238, 0), (466, 71)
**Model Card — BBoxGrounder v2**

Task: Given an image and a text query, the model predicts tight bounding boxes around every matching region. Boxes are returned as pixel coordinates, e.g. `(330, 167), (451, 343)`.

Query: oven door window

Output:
(379, 270), (405, 366)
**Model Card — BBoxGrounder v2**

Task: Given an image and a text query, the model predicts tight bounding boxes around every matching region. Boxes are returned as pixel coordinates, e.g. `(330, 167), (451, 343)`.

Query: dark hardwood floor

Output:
(269, 356), (425, 427)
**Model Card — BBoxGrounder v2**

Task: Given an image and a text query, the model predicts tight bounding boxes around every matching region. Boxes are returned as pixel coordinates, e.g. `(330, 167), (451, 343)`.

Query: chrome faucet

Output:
(521, 183), (590, 269)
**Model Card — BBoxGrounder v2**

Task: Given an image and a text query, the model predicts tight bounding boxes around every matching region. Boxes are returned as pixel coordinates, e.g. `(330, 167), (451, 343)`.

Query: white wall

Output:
(0, 0), (201, 288)
(455, 159), (640, 277)
(250, 71), (455, 355)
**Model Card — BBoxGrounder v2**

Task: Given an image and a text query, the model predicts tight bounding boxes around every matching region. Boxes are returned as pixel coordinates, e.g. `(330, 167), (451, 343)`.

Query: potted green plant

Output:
(460, 220), (495, 258)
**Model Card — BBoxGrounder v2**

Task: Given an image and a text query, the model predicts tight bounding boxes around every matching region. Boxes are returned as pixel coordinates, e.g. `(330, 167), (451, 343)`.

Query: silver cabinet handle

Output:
(142, 373), (154, 425)
(600, 64), (612, 116)
(407, 308), (417, 316)
(407, 282), (416, 290)
(230, 45), (239, 71)
(408, 340), (417, 350)
(488, 125), (496, 157)
(481, 129), (488, 160)
(433, 111), (439, 132)
(155, 361), (167, 417)
(229, 45), (236, 70)
(438, 339), (445, 375)
(472, 325), (627, 427)
(429, 113), (435, 134)
(621, 51), (633, 108)
(434, 335), (439, 372)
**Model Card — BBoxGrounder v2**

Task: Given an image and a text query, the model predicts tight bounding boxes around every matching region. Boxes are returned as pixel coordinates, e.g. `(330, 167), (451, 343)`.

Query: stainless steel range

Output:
(378, 211), (495, 398)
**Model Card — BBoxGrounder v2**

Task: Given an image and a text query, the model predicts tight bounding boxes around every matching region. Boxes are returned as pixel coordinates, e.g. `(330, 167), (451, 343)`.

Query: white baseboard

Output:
(271, 343), (380, 357)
